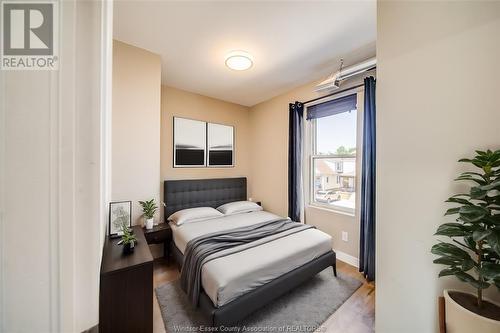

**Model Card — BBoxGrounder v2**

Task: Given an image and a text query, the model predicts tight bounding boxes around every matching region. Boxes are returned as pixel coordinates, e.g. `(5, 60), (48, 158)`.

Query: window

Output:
(308, 93), (359, 214)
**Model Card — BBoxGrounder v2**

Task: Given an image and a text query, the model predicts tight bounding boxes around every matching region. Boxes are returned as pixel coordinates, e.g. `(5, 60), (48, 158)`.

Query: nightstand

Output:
(143, 223), (172, 260)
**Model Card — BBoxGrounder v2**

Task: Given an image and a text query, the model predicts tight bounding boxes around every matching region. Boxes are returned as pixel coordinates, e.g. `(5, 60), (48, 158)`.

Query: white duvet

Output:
(170, 210), (332, 307)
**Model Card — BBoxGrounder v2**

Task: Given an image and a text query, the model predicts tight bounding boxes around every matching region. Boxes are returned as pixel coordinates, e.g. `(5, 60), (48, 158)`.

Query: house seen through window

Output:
(310, 95), (358, 214)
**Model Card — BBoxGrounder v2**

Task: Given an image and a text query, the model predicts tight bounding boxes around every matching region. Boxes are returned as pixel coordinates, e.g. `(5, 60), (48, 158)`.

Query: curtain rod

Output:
(302, 83), (364, 105)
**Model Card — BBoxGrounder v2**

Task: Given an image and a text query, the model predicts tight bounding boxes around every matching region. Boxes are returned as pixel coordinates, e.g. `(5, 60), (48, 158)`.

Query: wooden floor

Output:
(152, 259), (375, 333)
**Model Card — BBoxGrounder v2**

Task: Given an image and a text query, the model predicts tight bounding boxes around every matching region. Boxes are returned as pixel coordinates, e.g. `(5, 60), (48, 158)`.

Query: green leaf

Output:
(433, 255), (476, 272)
(433, 257), (461, 266)
(459, 215), (484, 224)
(464, 236), (477, 250)
(455, 175), (488, 186)
(486, 214), (500, 226)
(480, 180), (500, 191)
(435, 223), (467, 237)
(459, 206), (487, 223)
(470, 187), (488, 200)
(472, 229), (492, 242)
(446, 197), (472, 205)
(449, 193), (471, 198)
(455, 272), (490, 289)
(484, 247), (500, 261)
(494, 278), (500, 290)
(439, 267), (461, 277)
(461, 172), (486, 178)
(460, 205), (488, 215)
(481, 262), (500, 280)
(444, 207), (461, 216)
(487, 231), (500, 256)
(455, 175), (487, 185)
(462, 259), (476, 271)
(484, 215), (500, 226)
(431, 243), (472, 260)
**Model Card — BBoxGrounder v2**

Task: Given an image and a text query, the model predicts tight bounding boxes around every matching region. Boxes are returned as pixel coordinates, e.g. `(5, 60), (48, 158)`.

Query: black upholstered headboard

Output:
(163, 177), (247, 219)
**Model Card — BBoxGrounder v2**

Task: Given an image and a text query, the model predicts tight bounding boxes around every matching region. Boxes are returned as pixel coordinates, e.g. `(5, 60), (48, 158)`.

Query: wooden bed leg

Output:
(332, 252), (337, 277)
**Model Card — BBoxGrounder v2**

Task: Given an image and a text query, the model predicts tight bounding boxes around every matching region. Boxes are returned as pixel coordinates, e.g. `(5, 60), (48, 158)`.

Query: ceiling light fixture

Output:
(225, 51), (253, 71)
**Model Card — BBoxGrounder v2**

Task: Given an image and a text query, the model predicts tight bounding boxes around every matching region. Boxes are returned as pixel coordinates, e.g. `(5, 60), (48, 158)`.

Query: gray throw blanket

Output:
(180, 218), (314, 306)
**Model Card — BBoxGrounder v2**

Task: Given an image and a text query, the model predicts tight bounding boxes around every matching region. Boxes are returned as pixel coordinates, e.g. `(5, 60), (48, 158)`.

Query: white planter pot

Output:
(444, 289), (500, 333)
(145, 218), (154, 230)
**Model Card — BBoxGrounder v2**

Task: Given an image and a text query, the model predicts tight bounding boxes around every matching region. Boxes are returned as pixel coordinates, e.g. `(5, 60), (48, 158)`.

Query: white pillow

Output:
(217, 201), (263, 215)
(168, 207), (223, 226)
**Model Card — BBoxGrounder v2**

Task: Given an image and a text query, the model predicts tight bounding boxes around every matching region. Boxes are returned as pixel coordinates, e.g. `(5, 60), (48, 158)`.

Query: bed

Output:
(164, 177), (337, 326)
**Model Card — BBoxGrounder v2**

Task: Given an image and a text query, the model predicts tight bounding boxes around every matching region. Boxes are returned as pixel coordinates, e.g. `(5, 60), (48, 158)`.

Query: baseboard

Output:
(82, 324), (98, 333)
(334, 249), (359, 268)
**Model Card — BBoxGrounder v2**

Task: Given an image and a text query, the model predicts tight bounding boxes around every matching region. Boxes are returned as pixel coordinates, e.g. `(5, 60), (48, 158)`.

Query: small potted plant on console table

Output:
(432, 149), (500, 333)
(120, 220), (137, 254)
(139, 199), (158, 230)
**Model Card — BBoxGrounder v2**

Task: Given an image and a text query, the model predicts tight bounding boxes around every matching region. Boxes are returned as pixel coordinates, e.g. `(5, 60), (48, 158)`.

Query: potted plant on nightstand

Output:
(432, 149), (500, 333)
(139, 199), (158, 230)
(120, 220), (137, 254)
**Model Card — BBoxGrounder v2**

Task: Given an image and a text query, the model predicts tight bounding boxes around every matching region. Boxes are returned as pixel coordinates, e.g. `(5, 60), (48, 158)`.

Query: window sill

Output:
(306, 203), (355, 217)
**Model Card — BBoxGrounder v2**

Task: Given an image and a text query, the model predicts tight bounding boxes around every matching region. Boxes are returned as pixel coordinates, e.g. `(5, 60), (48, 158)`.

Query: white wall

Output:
(377, 2), (500, 332)
(0, 1), (112, 331)
(112, 40), (161, 226)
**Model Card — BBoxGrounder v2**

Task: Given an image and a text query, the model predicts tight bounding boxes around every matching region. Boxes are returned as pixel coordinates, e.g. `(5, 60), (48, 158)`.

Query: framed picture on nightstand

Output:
(109, 201), (132, 238)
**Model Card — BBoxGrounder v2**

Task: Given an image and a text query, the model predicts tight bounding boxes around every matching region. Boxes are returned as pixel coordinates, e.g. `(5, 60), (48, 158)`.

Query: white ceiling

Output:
(114, 1), (376, 107)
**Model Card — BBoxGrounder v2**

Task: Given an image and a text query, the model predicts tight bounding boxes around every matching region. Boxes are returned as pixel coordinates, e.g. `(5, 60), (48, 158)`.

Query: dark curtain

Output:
(359, 77), (376, 281)
(288, 101), (304, 222)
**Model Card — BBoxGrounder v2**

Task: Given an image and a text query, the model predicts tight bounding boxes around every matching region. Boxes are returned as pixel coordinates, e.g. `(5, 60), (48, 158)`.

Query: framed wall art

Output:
(207, 122), (234, 167)
(173, 117), (207, 167)
(108, 201), (132, 238)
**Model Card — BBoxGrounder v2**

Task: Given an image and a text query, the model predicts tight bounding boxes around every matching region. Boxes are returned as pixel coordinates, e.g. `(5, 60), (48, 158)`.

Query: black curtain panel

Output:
(288, 101), (304, 222)
(359, 77), (376, 281)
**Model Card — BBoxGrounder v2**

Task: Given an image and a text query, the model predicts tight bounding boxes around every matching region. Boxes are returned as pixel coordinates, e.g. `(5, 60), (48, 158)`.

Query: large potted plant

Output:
(432, 149), (500, 332)
(139, 199), (157, 230)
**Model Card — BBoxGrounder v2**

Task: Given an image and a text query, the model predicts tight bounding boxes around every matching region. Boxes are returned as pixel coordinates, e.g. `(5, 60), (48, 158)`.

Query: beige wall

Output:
(377, 2), (500, 332)
(160, 86), (251, 220)
(248, 79), (324, 215)
(248, 75), (372, 259)
(112, 40), (161, 225)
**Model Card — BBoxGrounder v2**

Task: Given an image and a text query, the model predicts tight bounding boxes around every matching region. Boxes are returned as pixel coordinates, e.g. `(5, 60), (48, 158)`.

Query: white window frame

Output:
(304, 88), (364, 217)
(336, 161), (343, 173)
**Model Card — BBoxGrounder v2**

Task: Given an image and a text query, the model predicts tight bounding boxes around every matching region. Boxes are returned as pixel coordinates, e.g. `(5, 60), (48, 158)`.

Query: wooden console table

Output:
(99, 225), (153, 333)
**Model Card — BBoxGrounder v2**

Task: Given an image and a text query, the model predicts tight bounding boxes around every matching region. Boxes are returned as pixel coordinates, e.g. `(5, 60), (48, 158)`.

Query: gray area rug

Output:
(155, 268), (362, 332)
